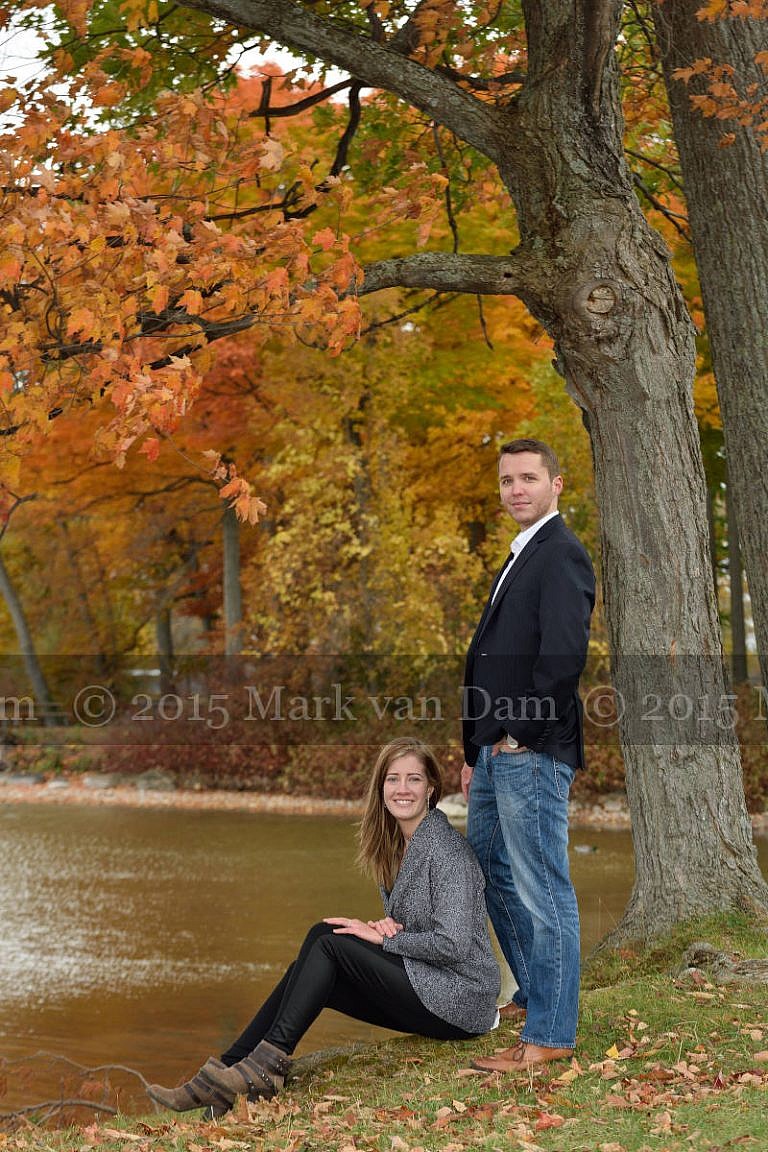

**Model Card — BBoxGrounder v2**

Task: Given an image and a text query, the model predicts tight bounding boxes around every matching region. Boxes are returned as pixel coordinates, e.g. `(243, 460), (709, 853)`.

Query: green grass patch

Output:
(583, 909), (768, 989)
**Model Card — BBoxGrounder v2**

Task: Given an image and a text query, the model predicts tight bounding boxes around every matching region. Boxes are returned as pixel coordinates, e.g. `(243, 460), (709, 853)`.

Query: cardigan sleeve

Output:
(380, 846), (478, 966)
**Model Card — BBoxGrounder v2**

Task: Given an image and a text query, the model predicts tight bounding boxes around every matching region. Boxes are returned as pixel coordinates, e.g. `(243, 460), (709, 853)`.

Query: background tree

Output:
(651, 0), (768, 695)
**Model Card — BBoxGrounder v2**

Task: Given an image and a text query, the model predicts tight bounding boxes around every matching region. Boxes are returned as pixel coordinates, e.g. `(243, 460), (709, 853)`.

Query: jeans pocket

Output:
(553, 758), (575, 801)
(492, 749), (537, 812)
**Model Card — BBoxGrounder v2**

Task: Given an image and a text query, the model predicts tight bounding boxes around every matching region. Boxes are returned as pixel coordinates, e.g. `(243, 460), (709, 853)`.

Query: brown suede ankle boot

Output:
(204, 1040), (292, 1101)
(147, 1058), (235, 1114)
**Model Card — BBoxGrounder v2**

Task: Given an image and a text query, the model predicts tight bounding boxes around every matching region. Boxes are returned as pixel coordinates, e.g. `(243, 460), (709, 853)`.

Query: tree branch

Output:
(178, 0), (504, 162)
(435, 63), (526, 91)
(252, 75), (353, 121)
(357, 251), (533, 297)
(631, 173), (690, 241)
(329, 82), (363, 178)
(0, 1098), (118, 1121)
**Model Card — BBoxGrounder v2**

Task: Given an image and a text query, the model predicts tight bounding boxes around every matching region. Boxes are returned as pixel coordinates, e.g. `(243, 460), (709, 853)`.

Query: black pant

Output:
(221, 921), (473, 1061)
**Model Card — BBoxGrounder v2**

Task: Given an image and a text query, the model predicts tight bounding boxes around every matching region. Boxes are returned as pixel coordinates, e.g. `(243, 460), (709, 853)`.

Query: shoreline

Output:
(0, 778), (365, 818)
(2, 776), (767, 833)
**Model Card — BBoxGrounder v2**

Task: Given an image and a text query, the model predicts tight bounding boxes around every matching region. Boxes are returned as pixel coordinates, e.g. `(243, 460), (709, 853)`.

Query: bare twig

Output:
(476, 293), (494, 350)
(631, 172), (690, 240)
(0, 1098), (118, 1122)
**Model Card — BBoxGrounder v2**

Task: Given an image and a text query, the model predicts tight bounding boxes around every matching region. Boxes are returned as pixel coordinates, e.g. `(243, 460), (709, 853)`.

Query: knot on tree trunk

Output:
(565, 277), (628, 353)
(678, 941), (768, 985)
(573, 277), (621, 315)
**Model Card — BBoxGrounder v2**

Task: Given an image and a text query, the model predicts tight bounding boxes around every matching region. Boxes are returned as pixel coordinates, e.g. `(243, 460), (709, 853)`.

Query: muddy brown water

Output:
(1, 803), (765, 1115)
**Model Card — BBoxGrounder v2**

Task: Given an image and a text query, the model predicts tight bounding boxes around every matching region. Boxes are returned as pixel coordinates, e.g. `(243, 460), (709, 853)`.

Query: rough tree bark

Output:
(180, 0), (768, 939)
(653, 0), (768, 694)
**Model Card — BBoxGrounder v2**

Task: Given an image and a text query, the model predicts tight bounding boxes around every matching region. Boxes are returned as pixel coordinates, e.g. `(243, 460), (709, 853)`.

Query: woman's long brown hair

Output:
(357, 738), (443, 891)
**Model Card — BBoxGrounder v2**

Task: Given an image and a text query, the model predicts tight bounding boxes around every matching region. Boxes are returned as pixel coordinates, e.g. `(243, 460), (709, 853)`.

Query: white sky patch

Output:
(234, 42), (348, 93)
(0, 20), (347, 97)
(0, 20), (48, 86)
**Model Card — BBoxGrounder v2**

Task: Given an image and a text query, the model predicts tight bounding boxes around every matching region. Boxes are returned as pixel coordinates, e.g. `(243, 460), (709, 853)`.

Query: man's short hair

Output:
(499, 438), (560, 480)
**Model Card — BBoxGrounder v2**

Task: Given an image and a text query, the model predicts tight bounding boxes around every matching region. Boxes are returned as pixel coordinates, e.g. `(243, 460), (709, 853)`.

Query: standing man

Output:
(462, 438), (595, 1073)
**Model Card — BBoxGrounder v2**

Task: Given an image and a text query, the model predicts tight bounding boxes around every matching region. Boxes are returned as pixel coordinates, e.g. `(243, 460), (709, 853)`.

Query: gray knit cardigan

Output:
(380, 807), (500, 1035)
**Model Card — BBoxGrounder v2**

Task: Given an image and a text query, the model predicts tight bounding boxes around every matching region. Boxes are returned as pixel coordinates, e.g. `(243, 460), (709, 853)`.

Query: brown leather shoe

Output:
(498, 1001), (526, 1022)
(471, 1041), (573, 1073)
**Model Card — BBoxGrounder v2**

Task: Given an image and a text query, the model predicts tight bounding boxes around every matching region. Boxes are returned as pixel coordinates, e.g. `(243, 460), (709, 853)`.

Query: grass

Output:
(5, 915), (768, 1152)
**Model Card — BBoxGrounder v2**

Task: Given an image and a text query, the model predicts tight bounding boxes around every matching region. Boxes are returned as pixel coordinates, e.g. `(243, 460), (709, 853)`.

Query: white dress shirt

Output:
(490, 511), (560, 606)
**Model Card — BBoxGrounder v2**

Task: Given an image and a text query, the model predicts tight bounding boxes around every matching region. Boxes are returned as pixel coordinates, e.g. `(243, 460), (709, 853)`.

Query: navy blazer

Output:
(462, 515), (595, 769)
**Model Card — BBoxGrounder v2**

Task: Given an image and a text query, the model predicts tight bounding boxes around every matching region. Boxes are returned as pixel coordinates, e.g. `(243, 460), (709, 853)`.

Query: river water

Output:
(1, 802), (765, 1116)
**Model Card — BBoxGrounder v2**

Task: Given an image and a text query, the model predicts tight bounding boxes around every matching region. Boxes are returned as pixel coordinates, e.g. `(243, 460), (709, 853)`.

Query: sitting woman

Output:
(148, 736), (500, 1113)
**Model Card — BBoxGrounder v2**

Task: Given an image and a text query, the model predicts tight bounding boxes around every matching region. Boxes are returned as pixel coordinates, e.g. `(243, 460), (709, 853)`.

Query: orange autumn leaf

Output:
(66, 307), (99, 337)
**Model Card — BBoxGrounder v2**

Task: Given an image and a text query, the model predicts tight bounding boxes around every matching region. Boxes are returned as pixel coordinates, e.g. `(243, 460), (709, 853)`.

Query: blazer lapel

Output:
(476, 517), (562, 636)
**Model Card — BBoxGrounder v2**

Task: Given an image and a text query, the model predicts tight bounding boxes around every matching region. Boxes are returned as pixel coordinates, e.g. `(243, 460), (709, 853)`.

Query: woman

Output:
(147, 737), (500, 1113)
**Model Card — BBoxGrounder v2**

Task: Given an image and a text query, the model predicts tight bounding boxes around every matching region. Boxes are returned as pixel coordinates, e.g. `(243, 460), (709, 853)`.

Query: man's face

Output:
(498, 451), (563, 529)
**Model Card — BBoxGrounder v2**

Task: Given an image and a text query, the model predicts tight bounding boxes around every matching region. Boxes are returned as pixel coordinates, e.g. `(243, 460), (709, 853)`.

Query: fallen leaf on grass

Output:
(672, 1061), (699, 1079)
(753, 1050), (768, 1062)
(100, 1132), (144, 1143)
(650, 1109), (674, 1134)
(634, 1065), (675, 1083)
(551, 1066), (581, 1085)
(533, 1111), (565, 1130)
(451, 1099), (467, 1113)
(604, 1044), (621, 1059)
(374, 1105), (416, 1122)
(466, 1103), (501, 1121)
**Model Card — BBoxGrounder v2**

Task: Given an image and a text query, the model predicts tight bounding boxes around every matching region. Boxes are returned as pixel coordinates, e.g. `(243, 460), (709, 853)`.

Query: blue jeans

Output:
(467, 745), (579, 1049)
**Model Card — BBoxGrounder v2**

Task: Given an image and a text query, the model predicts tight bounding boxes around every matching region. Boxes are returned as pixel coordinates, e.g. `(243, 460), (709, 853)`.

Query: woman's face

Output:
(382, 753), (433, 834)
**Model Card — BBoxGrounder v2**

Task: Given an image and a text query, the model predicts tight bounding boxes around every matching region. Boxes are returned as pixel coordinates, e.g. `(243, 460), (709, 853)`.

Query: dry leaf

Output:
(553, 1067), (580, 1084)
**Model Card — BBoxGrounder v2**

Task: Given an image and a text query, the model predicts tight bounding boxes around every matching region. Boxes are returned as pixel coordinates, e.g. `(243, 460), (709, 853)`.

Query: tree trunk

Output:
(726, 472), (748, 685)
(156, 606), (174, 694)
(59, 521), (108, 676)
(653, 0), (768, 695)
(156, 606), (173, 663)
(0, 551), (59, 726)
(222, 505), (243, 655)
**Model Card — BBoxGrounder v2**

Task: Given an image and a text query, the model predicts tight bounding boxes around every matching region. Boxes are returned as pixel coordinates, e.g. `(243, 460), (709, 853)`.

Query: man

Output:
(461, 438), (595, 1073)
